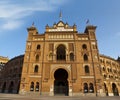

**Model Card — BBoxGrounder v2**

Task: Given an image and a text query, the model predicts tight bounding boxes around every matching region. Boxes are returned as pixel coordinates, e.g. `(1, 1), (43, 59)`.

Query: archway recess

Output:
(56, 44), (66, 60)
(54, 68), (69, 96)
(112, 83), (119, 96)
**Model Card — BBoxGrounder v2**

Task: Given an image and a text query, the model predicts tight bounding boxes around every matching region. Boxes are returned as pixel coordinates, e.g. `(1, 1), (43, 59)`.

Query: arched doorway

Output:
(112, 83), (119, 96)
(8, 81), (14, 93)
(56, 44), (66, 61)
(54, 68), (69, 96)
(2, 82), (6, 93)
(104, 83), (108, 96)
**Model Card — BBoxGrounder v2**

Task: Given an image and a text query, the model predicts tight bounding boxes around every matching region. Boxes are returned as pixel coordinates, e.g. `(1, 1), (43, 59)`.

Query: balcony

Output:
(48, 54), (75, 63)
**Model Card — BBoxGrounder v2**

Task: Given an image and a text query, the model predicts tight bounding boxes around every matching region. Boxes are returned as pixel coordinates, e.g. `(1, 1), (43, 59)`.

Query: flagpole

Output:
(59, 11), (62, 21)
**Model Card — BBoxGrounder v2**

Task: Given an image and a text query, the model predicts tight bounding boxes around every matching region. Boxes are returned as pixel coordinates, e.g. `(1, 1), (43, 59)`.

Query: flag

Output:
(86, 19), (89, 24)
(32, 22), (34, 26)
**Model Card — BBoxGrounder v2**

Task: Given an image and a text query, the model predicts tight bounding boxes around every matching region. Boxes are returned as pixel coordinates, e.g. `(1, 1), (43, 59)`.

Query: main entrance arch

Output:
(54, 68), (69, 96)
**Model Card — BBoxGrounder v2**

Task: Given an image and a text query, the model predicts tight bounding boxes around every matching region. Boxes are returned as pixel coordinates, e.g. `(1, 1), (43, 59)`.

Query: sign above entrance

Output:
(46, 21), (77, 32)
(48, 27), (74, 32)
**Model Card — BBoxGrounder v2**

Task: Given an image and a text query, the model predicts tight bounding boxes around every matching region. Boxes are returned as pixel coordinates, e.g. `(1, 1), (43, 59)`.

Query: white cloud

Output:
(0, 0), (67, 30)
(2, 20), (23, 30)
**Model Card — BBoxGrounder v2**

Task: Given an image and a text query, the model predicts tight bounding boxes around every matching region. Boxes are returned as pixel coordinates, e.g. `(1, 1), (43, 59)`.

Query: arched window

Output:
(83, 54), (88, 61)
(37, 44), (41, 50)
(56, 44), (66, 60)
(103, 67), (105, 71)
(34, 65), (38, 73)
(89, 83), (94, 93)
(82, 44), (87, 50)
(36, 54), (39, 61)
(35, 82), (39, 92)
(104, 74), (107, 79)
(84, 83), (88, 93)
(30, 82), (34, 91)
(70, 53), (74, 61)
(85, 65), (90, 74)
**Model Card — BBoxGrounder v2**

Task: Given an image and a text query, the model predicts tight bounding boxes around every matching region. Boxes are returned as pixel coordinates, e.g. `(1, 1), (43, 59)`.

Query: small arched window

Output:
(35, 82), (39, 91)
(103, 67), (105, 71)
(36, 54), (39, 61)
(85, 65), (90, 74)
(89, 83), (94, 93)
(37, 44), (41, 50)
(34, 65), (38, 73)
(83, 54), (88, 61)
(84, 83), (88, 93)
(104, 74), (107, 78)
(30, 82), (34, 91)
(70, 53), (74, 61)
(82, 44), (87, 50)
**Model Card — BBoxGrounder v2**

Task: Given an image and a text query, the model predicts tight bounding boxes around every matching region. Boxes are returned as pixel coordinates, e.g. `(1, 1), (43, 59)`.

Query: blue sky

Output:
(0, 0), (120, 59)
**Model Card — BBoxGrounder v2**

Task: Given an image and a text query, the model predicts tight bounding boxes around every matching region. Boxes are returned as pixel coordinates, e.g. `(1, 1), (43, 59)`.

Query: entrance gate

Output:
(54, 68), (69, 96)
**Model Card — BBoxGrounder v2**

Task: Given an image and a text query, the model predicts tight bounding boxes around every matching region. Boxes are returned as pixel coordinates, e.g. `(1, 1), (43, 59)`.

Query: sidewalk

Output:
(0, 93), (119, 100)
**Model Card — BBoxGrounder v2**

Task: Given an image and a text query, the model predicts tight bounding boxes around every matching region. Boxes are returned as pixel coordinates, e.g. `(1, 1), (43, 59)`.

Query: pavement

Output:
(0, 93), (119, 100)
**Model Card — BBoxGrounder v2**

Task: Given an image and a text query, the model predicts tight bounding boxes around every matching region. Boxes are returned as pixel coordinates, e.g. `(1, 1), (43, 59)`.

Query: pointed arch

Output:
(56, 44), (66, 60)
(82, 44), (87, 50)
(35, 82), (39, 92)
(83, 54), (88, 61)
(84, 83), (88, 93)
(34, 65), (38, 73)
(30, 82), (34, 91)
(112, 83), (119, 96)
(85, 65), (90, 74)
(37, 44), (41, 50)
(89, 83), (94, 93)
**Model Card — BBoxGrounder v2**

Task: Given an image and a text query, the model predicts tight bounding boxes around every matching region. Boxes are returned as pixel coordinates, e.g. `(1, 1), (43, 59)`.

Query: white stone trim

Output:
(29, 76), (41, 78)
(108, 93), (114, 96)
(81, 76), (94, 78)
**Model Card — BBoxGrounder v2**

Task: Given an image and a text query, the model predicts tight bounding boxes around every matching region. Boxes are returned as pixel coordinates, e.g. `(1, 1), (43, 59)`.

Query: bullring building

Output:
(0, 17), (120, 96)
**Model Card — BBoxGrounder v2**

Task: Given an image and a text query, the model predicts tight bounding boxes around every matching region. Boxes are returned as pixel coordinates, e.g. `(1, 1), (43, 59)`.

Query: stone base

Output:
(41, 92), (49, 96)
(49, 91), (54, 96)
(19, 91), (41, 96)
(108, 93), (114, 96)
(97, 93), (106, 97)
(72, 93), (106, 97)
(19, 91), (107, 97)
(72, 93), (96, 96)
